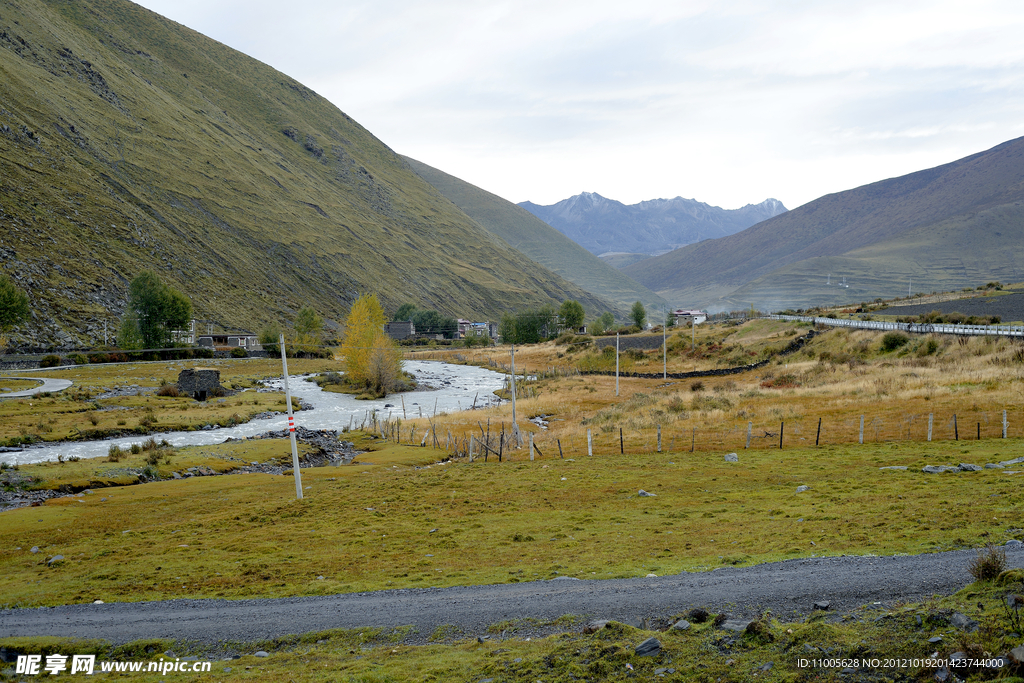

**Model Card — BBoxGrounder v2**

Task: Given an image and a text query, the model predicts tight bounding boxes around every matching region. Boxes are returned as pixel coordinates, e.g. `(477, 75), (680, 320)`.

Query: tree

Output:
(342, 293), (402, 396)
(411, 309), (457, 338)
(259, 323), (282, 355)
(666, 310), (676, 327)
(499, 306), (558, 344)
(559, 300), (585, 331)
(123, 271), (192, 349)
(599, 311), (615, 331)
(295, 307), (324, 337)
(630, 301), (647, 329)
(0, 274), (30, 335)
(394, 303), (417, 321)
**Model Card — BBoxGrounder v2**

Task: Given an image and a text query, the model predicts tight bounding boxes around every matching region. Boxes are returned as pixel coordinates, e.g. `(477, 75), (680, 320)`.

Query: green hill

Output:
(403, 157), (666, 314)
(624, 136), (1024, 311)
(0, 0), (612, 347)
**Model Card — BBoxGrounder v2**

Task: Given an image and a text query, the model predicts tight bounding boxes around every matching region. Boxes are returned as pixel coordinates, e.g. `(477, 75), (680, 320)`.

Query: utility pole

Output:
(279, 334), (303, 500)
(510, 343), (519, 446)
(615, 332), (619, 397)
(662, 308), (667, 379)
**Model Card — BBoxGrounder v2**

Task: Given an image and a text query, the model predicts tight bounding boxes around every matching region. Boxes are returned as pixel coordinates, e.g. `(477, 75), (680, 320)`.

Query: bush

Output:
(88, 352), (109, 364)
(230, 346), (248, 358)
(690, 380), (705, 392)
(193, 347), (214, 359)
(39, 354), (61, 368)
(916, 338), (940, 357)
(969, 545), (1007, 581)
(880, 331), (909, 352)
(107, 444), (124, 462)
(156, 384), (180, 397)
(130, 443), (142, 454)
(68, 353), (89, 365)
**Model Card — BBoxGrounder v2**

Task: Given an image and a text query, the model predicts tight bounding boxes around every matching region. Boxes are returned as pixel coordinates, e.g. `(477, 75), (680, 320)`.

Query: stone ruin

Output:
(177, 368), (224, 401)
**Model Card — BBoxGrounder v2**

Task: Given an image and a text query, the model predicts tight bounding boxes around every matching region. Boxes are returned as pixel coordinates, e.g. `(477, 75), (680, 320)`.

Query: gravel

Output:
(1, 546), (1020, 645)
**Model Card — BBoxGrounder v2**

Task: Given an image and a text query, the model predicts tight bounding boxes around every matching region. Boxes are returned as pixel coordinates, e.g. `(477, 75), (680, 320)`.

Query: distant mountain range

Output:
(404, 158), (666, 313)
(0, 0), (615, 346)
(518, 193), (787, 259)
(623, 136), (1024, 312)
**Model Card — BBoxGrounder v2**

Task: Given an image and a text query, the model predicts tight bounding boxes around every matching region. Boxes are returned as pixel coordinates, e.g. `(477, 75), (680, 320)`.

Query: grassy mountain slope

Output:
(626, 136), (1024, 311)
(0, 0), (609, 346)
(403, 157), (665, 313)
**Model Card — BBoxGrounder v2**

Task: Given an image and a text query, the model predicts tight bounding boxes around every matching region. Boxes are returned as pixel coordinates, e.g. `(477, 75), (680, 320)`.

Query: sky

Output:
(133, 0), (1024, 210)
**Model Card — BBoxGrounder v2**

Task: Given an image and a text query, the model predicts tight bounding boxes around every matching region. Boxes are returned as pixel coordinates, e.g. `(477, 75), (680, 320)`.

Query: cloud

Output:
(135, 0), (1024, 209)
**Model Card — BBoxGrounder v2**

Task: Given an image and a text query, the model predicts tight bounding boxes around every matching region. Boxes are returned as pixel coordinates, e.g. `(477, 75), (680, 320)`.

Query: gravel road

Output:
(2, 547), (1021, 645)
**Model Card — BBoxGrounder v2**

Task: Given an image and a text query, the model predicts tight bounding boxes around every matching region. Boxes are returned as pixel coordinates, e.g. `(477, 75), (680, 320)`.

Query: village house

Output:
(673, 309), (708, 326)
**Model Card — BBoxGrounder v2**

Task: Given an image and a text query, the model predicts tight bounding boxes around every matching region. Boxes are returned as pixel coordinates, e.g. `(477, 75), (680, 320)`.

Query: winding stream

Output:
(0, 361), (506, 466)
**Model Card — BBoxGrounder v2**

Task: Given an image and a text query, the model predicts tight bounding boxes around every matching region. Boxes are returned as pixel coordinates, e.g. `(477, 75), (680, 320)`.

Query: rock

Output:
(796, 485), (809, 492)
(1005, 539), (1023, 549)
(172, 472), (182, 479)
(1009, 644), (1024, 664)
(922, 465), (958, 474)
(958, 463), (982, 472)
(928, 636), (943, 643)
(582, 619), (609, 634)
(879, 466), (908, 470)
(718, 618), (752, 632)
(253, 651), (269, 658)
(724, 453), (738, 462)
(950, 612), (978, 632)
(638, 489), (656, 497)
(634, 637), (661, 656)
(760, 662), (773, 672)
(986, 463), (1005, 469)
(645, 573), (657, 578)
(46, 555), (64, 565)
(93, 600), (103, 604)
(999, 457), (1024, 466)
(670, 619), (690, 631)
(30, 546), (39, 554)
(934, 666), (951, 682)
(813, 600), (830, 611)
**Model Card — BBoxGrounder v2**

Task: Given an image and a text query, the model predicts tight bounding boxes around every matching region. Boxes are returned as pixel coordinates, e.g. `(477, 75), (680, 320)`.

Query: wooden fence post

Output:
(779, 422), (784, 449)
(815, 417), (821, 446)
(927, 413), (933, 442)
(529, 432), (534, 461)
(587, 429), (593, 457)
(657, 425), (662, 453)
(619, 427), (624, 454)
(954, 414), (958, 440)
(1003, 410), (1008, 439)
(746, 421), (751, 449)
(859, 415), (864, 444)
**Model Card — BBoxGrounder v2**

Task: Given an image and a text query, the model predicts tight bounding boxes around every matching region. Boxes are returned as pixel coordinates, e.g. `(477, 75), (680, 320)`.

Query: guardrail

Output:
(770, 314), (1024, 338)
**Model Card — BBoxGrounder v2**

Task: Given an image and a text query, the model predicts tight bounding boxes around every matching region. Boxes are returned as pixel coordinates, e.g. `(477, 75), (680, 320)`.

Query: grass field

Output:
(4, 318), (1024, 679)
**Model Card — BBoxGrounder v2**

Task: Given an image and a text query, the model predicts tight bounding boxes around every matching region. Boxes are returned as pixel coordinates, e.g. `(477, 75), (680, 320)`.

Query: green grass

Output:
(0, 0), (612, 349)
(2, 436), (1022, 608)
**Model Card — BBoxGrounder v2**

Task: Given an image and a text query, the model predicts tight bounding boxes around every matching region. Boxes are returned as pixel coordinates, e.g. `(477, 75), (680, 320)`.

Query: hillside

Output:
(0, 0), (611, 347)
(519, 192), (786, 258)
(625, 136), (1024, 311)
(403, 157), (666, 314)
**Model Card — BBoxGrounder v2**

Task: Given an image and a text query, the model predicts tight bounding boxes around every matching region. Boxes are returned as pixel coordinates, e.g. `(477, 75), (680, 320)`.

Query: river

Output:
(0, 360), (506, 466)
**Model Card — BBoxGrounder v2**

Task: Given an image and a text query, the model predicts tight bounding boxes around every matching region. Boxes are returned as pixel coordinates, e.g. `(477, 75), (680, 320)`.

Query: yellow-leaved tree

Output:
(341, 294), (403, 397)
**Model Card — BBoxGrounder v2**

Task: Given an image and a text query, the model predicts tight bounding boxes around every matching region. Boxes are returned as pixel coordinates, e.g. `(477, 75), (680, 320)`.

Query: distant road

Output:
(0, 377), (73, 399)
(1, 546), (1019, 645)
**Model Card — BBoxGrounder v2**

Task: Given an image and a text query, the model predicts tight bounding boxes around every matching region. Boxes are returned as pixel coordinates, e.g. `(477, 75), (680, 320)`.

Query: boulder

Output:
(582, 619), (609, 634)
(634, 637), (661, 656)
(958, 463), (982, 472)
(670, 619), (691, 631)
(724, 453), (739, 462)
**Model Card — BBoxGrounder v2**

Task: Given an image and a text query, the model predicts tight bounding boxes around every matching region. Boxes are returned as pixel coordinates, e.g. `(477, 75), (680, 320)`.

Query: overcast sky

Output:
(134, 0), (1024, 210)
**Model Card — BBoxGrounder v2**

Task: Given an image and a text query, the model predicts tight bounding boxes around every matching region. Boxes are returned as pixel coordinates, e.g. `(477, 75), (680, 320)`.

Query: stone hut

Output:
(177, 368), (223, 401)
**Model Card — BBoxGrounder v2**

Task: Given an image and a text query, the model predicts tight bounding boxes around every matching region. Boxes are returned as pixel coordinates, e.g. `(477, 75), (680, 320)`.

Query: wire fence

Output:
(772, 314), (1024, 338)
(402, 407), (1023, 462)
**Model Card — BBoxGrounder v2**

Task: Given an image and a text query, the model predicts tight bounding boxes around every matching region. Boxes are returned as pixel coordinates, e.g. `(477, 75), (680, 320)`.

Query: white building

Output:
(673, 309), (707, 326)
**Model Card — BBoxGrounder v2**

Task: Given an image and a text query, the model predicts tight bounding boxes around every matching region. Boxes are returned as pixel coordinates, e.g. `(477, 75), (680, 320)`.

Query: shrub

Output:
(107, 444), (124, 462)
(88, 413), (100, 426)
(916, 338), (940, 357)
(39, 354), (61, 368)
(130, 443), (142, 454)
(880, 331), (910, 352)
(230, 346), (248, 358)
(68, 352), (89, 365)
(156, 384), (180, 397)
(193, 347), (214, 359)
(969, 545), (1007, 581)
(665, 395), (687, 413)
(760, 374), (800, 389)
(687, 608), (709, 624)
(690, 380), (705, 392)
